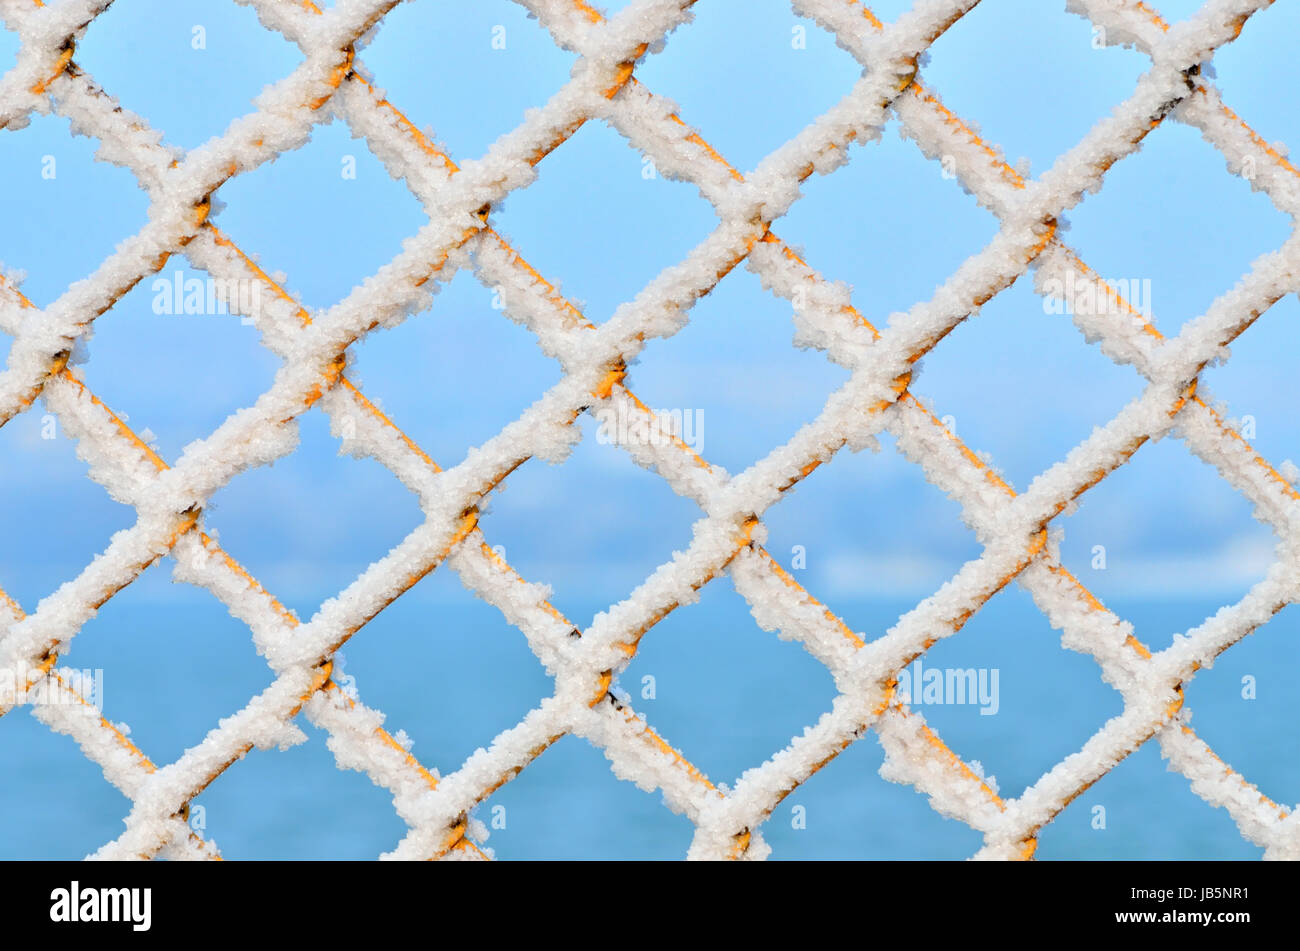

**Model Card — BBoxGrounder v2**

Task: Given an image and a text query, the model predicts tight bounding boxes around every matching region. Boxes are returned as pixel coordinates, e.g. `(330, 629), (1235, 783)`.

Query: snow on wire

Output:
(0, 0), (1297, 860)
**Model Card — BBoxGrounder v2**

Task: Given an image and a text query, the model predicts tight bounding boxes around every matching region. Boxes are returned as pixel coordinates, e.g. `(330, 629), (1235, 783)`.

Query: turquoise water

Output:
(1, 574), (1293, 860)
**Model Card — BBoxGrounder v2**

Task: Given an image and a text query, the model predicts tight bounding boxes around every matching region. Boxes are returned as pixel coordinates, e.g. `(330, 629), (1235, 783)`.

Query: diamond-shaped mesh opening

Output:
(910, 271), (1147, 491)
(477, 733), (697, 859)
(778, 118), (1001, 326)
(1198, 293), (1300, 472)
(1064, 121), (1292, 336)
(1034, 740), (1264, 860)
(0, 710), (132, 859)
(0, 112), (150, 307)
(357, 0), (576, 162)
(627, 268), (850, 474)
(56, 561), (271, 766)
(756, 733), (986, 859)
(1057, 435), (1276, 647)
(213, 120), (429, 310)
(1208, 0), (1300, 152)
(632, 0), (864, 174)
(74, 259), (281, 461)
(758, 430), (982, 614)
(490, 121), (718, 323)
(189, 727), (407, 859)
(202, 407), (426, 620)
(472, 414), (702, 624)
(911, 583), (1126, 801)
(76, 0), (302, 151)
(1179, 603), (1299, 812)
(347, 269), (564, 470)
(920, 0), (1150, 176)
(621, 575), (839, 786)
(335, 567), (555, 777)
(0, 409), (136, 607)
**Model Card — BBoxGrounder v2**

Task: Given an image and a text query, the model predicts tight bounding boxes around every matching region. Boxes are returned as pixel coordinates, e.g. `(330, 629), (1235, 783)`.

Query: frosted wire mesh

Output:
(0, 0), (1297, 860)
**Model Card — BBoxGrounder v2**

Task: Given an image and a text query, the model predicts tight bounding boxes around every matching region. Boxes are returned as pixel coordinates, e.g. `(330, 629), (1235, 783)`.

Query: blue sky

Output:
(1, 0), (1298, 859)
